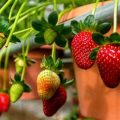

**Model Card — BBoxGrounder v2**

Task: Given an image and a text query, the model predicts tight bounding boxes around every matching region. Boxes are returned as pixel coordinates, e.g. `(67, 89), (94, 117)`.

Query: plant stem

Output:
(9, 0), (18, 20)
(53, 0), (57, 11)
(0, 0), (13, 14)
(52, 0), (57, 63)
(25, 34), (31, 56)
(21, 30), (33, 81)
(52, 43), (56, 63)
(9, 6), (45, 29)
(91, 0), (100, 15)
(3, 45), (11, 90)
(13, 28), (32, 35)
(113, 0), (118, 33)
(5, 0), (27, 47)
(10, 2), (51, 21)
(71, 0), (76, 7)
(21, 63), (26, 81)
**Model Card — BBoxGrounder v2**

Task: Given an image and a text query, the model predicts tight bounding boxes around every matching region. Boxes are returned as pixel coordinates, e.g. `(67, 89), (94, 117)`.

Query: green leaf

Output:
(55, 58), (63, 69)
(48, 11), (58, 26)
(32, 20), (43, 31)
(64, 79), (74, 87)
(44, 28), (57, 44)
(84, 15), (95, 27)
(89, 47), (100, 60)
(10, 78), (15, 84)
(55, 35), (67, 47)
(11, 35), (20, 43)
(97, 22), (111, 34)
(109, 32), (120, 44)
(14, 74), (21, 82)
(41, 56), (47, 68)
(71, 20), (80, 34)
(55, 24), (64, 33)
(23, 83), (31, 92)
(35, 35), (46, 44)
(79, 20), (86, 30)
(46, 56), (54, 67)
(60, 26), (72, 35)
(92, 33), (105, 45)
(32, 19), (49, 31)
(0, 15), (9, 33)
(41, 56), (54, 69)
(27, 58), (36, 66)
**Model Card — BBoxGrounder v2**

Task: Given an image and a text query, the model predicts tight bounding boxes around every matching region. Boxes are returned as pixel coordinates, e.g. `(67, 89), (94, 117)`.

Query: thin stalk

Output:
(20, 63), (26, 81)
(9, 6), (45, 29)
(71, 0), (76, 7)
(9, 0), (18, 20)
(5, 0), (27, 47)
(91, 0), (100, 15)
(52, 43), (56, 63)
(53, 0), (57, 11)
(10, 2), (51, 21)
(0, 0), (13, 14)
(3, 45), (11, 90)
(13, 28), (32, 35)
(25, 39), (30, 56)
(21, 30), (32, 81)
(113, 0), (118, 33)
(52, 0), (57, 63)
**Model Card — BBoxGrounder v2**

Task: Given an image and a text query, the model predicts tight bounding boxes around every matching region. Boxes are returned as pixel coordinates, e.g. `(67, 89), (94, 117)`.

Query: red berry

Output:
(42, 86), (67, 116)
(0, 92), (10, 112)
(71, 31), (97, 69)
(97, 44), (120, 88)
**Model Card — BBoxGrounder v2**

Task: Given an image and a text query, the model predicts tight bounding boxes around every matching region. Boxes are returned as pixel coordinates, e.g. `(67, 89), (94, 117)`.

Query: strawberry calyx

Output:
(10, 73), (31, 93)
(71, 15), (111, 35)
(41, 56), (63, 74)
(41, 56), (74, 87)
(92, 32), (120, 45)
(15, 54), (36, 67)
(90, 32), (120, 60)
(14, 54), (36, 74)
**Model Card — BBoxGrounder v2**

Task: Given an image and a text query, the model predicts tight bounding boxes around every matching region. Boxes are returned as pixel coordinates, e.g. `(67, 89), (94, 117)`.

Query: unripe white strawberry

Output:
(37, 69), (60, 100)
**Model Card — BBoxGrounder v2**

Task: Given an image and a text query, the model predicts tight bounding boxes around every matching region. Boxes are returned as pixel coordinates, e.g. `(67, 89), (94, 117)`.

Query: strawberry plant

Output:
(0, 0), (118, 118)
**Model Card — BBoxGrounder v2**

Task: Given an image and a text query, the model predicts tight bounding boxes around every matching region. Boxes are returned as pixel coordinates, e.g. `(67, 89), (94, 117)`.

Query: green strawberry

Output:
(44, 28), (57, 44)
(10, 83), (24, 103)
(15, 57), (25, 74)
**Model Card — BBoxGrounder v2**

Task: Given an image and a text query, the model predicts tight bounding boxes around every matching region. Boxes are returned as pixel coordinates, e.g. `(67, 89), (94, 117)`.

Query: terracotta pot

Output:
(60, 1), (120, 120)
(9, 46), (63, 100)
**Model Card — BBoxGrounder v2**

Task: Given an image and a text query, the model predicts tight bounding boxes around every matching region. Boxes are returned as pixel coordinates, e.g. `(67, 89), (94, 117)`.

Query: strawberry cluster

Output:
(37, 56), (73, 116)
(71, 15), (120, 88)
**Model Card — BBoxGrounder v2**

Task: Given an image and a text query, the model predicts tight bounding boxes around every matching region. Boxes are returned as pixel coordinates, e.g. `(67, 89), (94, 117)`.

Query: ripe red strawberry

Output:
(96, 44), (120, 88)
(71, 31), (97, 69)
(42, 86), (67, 116)
(0, 92), (10, 112)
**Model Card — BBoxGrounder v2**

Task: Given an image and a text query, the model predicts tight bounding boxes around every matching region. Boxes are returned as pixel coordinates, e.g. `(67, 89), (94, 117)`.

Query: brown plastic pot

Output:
(60, 1), (120, 120)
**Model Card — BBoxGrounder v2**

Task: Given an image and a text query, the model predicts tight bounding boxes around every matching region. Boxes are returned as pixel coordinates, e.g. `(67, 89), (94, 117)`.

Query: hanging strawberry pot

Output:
(60, 0), (120, 120)
(0, 0), (120, 119)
